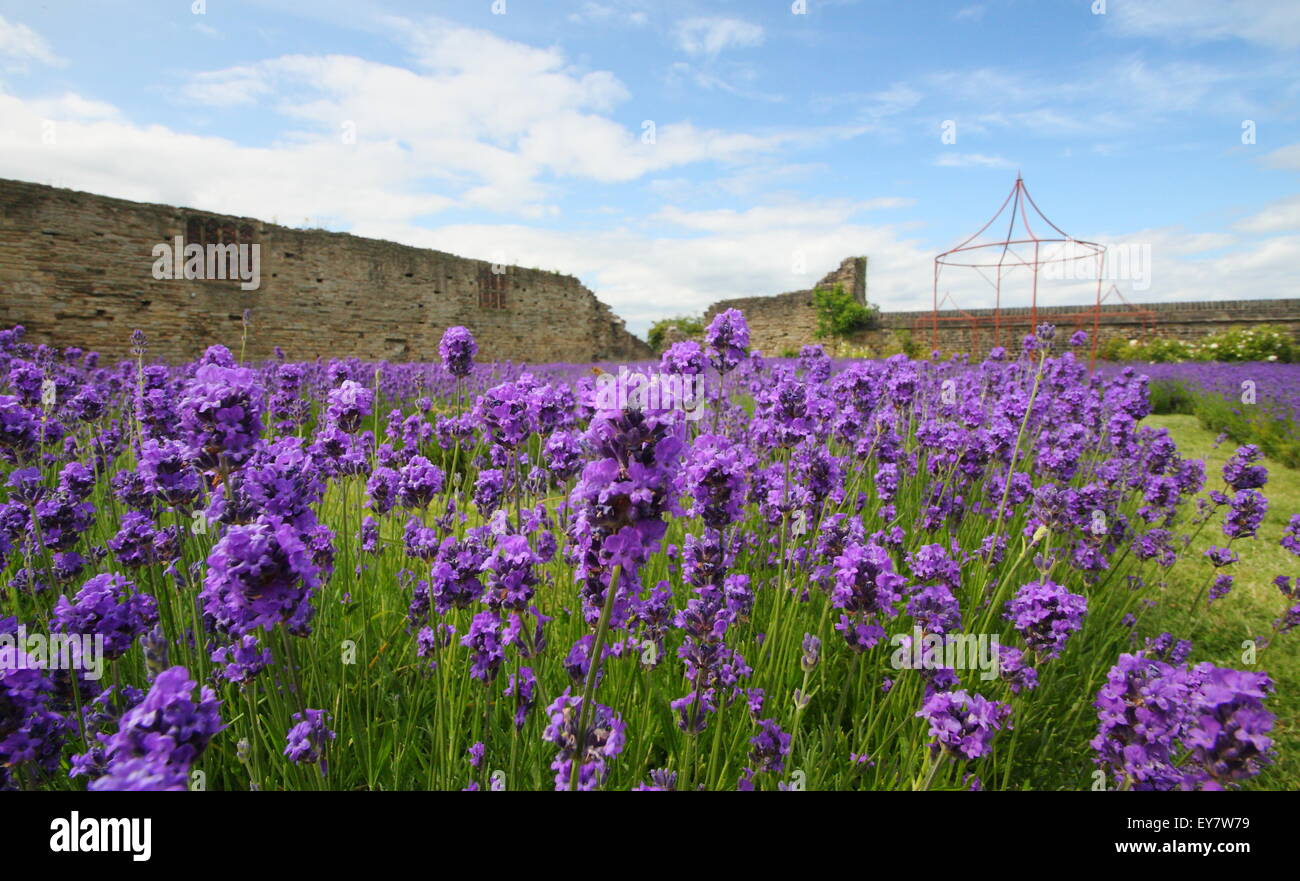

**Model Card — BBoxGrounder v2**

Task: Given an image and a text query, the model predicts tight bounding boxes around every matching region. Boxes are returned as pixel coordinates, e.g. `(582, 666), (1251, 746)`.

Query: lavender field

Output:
(1, 315), (1295, 791)
(1098, 361), (1300, 469)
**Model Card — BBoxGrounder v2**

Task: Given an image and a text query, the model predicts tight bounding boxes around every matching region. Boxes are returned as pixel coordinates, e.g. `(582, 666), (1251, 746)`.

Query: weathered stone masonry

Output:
(703, 256), (869, 355)
(878, 299), (1300, 357)
(0, 178), (651, 364)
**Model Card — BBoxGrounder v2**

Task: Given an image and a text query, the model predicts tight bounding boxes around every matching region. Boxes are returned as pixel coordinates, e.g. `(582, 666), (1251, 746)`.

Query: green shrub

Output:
(1102, 325), (1296, 364)
(1147, 380), (1197, 415)
(1191, 325), (1296, 363)
(647, 314), (705, 353)
(812, 283), (878, 353)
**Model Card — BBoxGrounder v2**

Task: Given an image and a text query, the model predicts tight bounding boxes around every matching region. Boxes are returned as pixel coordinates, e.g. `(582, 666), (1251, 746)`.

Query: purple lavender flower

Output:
(1003, 579), (1087, 660)
(1204, 546), (1239, 567)
(916, 689), (1012, 760)
(704, 308), (750, 374)
(906, 583), (963, 636)
(504, 667), (537, 731)
(7, 466), (45, 503)
(86, 666), (223, 791)
(481, 533), (540, 611)
(749, 718), (792, 774)
(634, 768), (677, 791)
(681, 434), (751, 529)
(179, 362), (263, 470)
(428, 534), (487, 612)
(800, 633), (821, 673)
(474, 380), (534, 448)
(798, 344), (831, 382)
(397, 455), (445, 509)
(997, 645), (1038, 694)
(542, 688), (626, 791)
(461, 611), (506, 683)
(439, 326), (478, 378)
(0, 646), (68, 790)
(569, 400), (685, 622)
(201, 516), (322, 637)
(210, 634), (272, 684)
(1222, 444), (1267, 491)
(0, 395), (39, 464)
(325, 380), (374, 433)
(284, 708), (336, 775)
(1181, 665), (1274, 790)
(58, 461), (95, 501)
(108, 511), (180, 568)
(1223, 489), (1268, 539)
(1091, 653), (1193, 790)
(832, 541), (906, 617)
(473, 468), (506, 517)
(1143, 632), (1193, 665)
(137, 438), (200, 507)
(543, 430), (583, 482)
(365, 466), (401, 514)
(660, 340), (706, 376)
(52, 573), (158, 660)
(360, 515), (378, 553)
(1281, 514), (1300, 556)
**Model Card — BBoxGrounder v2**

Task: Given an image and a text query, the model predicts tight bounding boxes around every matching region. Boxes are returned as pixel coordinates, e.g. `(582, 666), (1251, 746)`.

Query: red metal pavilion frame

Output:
(928, 175), (1110, 366)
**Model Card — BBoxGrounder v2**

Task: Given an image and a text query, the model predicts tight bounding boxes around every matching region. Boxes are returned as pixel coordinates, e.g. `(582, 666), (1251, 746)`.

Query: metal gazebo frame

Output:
(930, 175), (1108, 366)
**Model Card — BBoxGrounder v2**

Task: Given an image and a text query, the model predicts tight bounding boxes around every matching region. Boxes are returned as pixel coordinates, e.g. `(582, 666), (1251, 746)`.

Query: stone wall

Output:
(0, 178), (650, 364)
(703, 256), (868, 355)
(706, 256), (1300, 358)
(878, 299), (1300, 357)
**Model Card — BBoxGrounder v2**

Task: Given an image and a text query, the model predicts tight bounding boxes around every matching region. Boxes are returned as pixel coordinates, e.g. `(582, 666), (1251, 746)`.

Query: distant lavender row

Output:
(1095, 361), (1300, 424)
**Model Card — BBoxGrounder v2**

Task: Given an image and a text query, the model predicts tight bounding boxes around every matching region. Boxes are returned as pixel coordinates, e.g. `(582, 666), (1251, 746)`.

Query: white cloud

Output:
(953, 5), (986, 22)
(0, 14), (63, 70)
(1263, 142), (1300, 171)
(653, 199), (910, 234)
(164, 19), (823, 216)
(1107, 0), (1300, 50)
(567, 1), (649, 27)
(0, 86), (453, 227)
(1236, 195), (1300, 234)
(183, 65), (272, 106)
(917, 58), (1269, 140)
(934, 152), (1014, 168)
(569, 2), (615, 24)
(675, 17), (764, 57)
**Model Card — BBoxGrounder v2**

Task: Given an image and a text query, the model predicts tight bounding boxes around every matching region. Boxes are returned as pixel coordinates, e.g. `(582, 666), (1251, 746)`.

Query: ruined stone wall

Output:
(877, 299), (1300, 358)
(0, 178), (650, 364)
(705, 256), (1299, 358)
(703, 256), (868, 355)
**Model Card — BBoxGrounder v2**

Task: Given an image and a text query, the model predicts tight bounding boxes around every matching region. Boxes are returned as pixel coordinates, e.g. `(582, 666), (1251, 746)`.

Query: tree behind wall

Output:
(812, 283), (878, 354)
(647, 314), (705, 353)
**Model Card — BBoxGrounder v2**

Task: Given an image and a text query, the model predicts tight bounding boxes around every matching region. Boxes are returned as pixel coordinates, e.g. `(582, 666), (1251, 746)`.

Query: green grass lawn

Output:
(1143, 413), (1299, 790)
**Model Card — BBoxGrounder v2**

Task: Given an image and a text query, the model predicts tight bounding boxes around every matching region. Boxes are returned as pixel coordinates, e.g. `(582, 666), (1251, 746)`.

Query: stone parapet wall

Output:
(0, 178), (651, 364)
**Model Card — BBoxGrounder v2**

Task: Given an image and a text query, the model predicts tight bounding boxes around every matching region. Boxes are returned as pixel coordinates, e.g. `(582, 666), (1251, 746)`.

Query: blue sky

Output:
(2, 0), (1298, 337)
